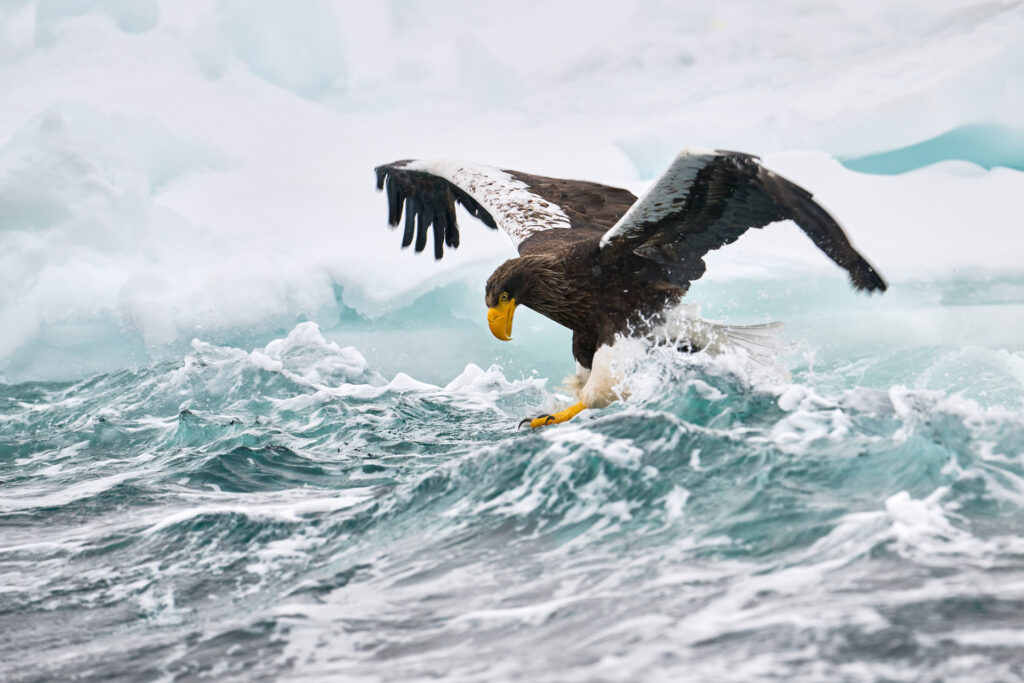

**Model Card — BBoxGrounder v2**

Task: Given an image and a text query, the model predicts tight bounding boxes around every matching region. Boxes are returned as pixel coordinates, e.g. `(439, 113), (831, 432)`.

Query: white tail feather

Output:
(706, 320), (786, 365)
(656, 303), (786, 362)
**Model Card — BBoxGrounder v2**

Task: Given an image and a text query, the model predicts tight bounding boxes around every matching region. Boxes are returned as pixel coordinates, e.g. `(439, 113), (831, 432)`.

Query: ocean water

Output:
(3, 277), (1024, 682)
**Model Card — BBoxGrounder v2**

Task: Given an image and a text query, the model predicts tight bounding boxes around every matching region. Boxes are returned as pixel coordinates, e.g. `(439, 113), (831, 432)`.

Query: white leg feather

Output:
(559, 363), (591, 399)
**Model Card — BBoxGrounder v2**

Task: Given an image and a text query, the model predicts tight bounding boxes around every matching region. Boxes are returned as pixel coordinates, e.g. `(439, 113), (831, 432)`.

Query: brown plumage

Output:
(374, 151), (886, 373)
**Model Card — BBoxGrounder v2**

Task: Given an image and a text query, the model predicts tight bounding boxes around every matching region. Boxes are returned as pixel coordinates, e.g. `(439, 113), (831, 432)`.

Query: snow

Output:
(0, 0), (1022, 381)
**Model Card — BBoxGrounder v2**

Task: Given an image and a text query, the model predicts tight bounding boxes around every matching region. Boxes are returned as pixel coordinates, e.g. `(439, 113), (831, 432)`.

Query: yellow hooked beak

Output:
(487, 297), (516, 341)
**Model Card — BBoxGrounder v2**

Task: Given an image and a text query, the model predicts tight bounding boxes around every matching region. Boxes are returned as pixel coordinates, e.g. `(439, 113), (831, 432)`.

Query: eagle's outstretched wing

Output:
(598, 149), (887, 292)
(375, 159), (636, 259)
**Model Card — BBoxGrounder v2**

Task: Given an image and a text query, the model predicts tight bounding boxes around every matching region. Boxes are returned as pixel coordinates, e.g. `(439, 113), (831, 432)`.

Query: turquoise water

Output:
(2, 277), (1024, 681)
(840, 124), (1024, 175)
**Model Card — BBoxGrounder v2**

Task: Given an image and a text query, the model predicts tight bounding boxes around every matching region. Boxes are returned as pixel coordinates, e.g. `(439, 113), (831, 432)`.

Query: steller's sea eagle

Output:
(374, 149), (886, 428)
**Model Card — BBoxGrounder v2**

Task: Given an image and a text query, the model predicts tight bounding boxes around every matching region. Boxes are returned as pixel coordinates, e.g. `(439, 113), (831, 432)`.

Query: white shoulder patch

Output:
(403, 159), (572, 246)
(598, 147), (717, 249)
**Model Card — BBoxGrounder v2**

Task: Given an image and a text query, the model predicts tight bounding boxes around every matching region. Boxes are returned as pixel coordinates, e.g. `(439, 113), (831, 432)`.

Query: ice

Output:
(192, 0), (348, 99)
(0, 101), (151, 238)
(608, 0), (1024, 168)
(842, 123), (1024, 174)
(0, 0), (1022, 381)
(109, 111), (235, 190)
(34, 0), (159, 44)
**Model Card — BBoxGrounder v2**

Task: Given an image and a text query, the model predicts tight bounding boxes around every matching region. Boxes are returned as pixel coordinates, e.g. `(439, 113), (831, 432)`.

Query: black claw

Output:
(518, 414), (553, 430)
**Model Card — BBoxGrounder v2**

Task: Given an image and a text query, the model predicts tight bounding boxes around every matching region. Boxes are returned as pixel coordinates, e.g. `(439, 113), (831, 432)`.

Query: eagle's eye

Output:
(499, 292), (510, 302)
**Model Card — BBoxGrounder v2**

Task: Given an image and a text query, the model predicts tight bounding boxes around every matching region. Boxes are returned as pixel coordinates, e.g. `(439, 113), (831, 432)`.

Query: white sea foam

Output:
(0, 471), (136, 512)
(251, 321), (374, 387)
(141, 491), (373, 535)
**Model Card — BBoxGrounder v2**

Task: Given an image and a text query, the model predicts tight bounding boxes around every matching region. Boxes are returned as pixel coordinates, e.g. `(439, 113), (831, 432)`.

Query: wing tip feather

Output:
(852, 265), (888, 294)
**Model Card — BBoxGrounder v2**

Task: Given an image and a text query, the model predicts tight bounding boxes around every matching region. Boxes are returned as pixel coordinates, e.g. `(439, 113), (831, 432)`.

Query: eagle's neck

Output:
(515, 254), (588, 331)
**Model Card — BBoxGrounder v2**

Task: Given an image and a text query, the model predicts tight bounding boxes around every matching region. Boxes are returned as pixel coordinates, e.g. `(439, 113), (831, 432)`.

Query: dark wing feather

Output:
(376, 160), (497, 260)
(599, 149), (886, 292)
(375, 159), (637, 259)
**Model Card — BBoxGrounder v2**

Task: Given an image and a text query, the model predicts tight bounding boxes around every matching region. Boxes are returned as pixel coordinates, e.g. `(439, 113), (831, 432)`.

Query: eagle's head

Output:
(485, 255), (567, 341)
(484, 259), (531, 341)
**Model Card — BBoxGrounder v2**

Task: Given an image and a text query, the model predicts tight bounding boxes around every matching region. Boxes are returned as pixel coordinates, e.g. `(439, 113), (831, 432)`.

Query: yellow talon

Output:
(528, 414), (556, 429)
(522, 402), (586, 429)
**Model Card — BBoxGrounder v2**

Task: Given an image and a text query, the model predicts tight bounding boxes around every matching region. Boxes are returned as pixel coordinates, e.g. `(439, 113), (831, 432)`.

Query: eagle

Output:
(374, 149), (886, 428)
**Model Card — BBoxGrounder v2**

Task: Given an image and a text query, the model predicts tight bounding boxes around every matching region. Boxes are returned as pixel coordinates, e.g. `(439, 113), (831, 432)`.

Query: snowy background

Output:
(1, 0), (1022, 383)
